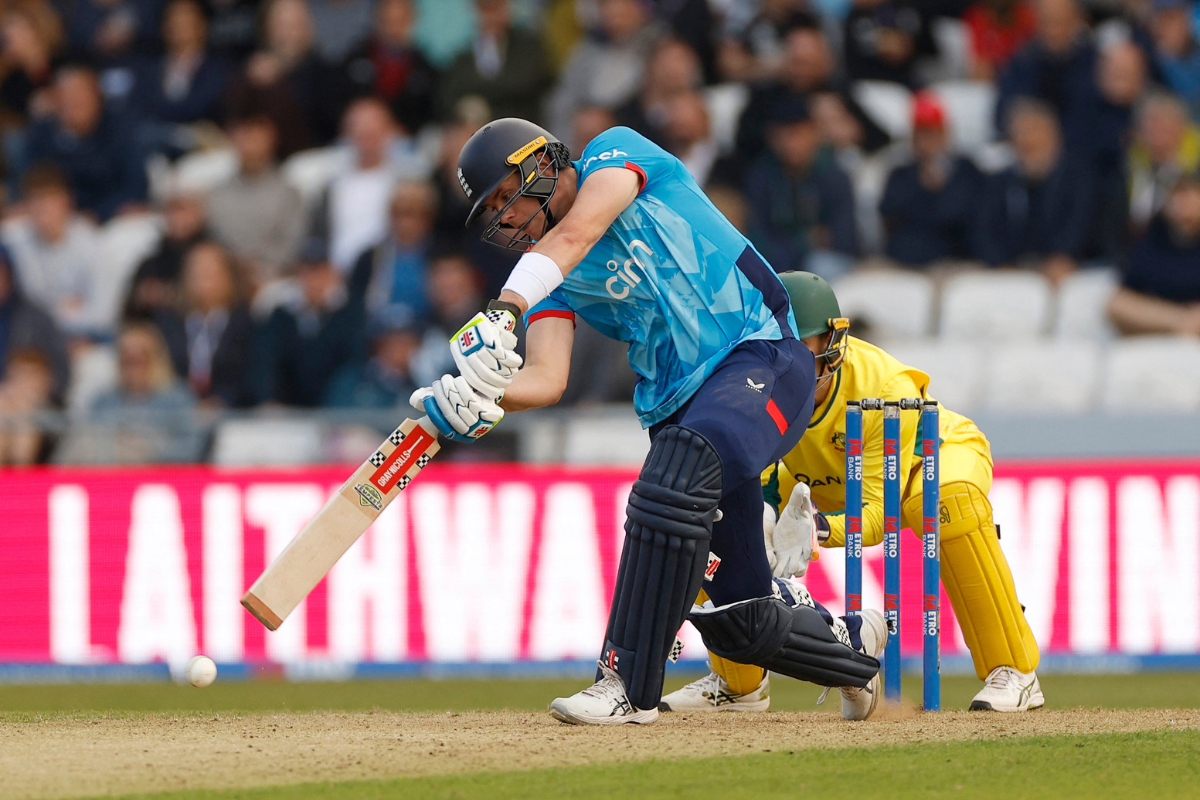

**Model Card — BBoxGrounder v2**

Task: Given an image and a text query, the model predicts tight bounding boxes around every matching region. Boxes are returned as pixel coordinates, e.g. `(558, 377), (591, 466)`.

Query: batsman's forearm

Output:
(500, 366), (566, 411)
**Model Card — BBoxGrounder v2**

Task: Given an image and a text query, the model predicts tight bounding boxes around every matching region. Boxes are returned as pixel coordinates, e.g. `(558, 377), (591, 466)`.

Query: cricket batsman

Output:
(412, 119), (888, 725)
(661, 272), (1044, 714)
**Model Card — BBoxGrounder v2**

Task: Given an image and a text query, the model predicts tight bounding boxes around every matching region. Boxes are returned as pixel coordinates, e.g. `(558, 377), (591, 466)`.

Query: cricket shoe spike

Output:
(658, 665), (770, 712)
(821, 608), (887, 721)
(970, 667), (1045, 712)
(549, 662), (660, 726)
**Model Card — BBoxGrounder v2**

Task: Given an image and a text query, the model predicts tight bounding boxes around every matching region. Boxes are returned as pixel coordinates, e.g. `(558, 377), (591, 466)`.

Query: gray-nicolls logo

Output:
(746, 378), (764, 393)
(457, 167), (472, 197)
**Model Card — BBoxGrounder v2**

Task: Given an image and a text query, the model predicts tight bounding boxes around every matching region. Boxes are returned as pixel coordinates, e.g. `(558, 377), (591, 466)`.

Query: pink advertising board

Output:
(0, 460), (1197, 668)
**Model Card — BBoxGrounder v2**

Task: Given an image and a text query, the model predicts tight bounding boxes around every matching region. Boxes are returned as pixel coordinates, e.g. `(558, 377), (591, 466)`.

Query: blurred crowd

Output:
(0, 0), (1197, 464)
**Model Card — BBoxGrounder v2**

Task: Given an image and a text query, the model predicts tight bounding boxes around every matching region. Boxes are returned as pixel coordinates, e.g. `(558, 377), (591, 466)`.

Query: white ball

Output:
(185, 655), (217, 688)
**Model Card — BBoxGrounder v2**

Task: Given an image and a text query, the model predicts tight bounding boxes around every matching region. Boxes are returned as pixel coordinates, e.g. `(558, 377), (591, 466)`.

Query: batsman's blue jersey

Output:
(525, 127), (797, 427)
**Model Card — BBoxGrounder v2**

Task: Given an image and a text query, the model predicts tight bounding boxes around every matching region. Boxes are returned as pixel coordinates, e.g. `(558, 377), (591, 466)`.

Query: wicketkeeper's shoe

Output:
(548, 662), (660, 725)
(969, 666), (1045, 712)
(658, 666), (770, 712)
(837, 608), (888, 721)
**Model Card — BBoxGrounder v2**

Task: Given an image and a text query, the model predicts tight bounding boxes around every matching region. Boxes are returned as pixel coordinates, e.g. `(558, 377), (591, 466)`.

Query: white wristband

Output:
(502, 251), (564, 309)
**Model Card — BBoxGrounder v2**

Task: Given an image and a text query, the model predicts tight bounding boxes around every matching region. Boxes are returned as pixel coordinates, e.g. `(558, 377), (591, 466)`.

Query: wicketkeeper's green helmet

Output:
(778, 270), (850, 373)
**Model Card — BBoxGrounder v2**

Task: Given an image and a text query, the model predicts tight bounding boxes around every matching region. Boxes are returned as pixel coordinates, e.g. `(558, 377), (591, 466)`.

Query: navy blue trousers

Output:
(650, 337), (815, 606)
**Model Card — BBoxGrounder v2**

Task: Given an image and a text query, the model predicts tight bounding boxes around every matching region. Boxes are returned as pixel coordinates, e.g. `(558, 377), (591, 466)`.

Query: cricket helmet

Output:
(456, 118), (572, 250)
(778, 270), (850, 373)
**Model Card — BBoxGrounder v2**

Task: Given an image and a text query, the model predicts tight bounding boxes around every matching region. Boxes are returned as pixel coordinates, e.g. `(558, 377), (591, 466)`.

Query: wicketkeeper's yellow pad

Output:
(696, 589), (766, 694)
(904, 480), (1039, 680)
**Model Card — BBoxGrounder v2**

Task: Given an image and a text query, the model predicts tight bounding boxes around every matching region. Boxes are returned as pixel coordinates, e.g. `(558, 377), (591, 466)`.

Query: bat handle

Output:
(415, 415), (439, 438)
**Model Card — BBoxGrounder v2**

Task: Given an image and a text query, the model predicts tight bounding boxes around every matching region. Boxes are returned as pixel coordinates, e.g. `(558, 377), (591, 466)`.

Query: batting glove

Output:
(450, 309), (522, 401)
(410, 374), (503, 443)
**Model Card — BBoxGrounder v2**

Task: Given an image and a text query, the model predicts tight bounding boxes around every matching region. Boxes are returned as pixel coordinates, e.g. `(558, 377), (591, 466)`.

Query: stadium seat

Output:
(939, 270), (1053, 340)
(884, 339), (986, 411)
(852, 81), (913, 140)
(93, 214), (163, 332)
(171, 148), (239, 194)
(1101, 336), (1200, 412)
(211, 418), (327, 466)
(983, 340), (1103, 413)
(1055, 267), (1120, 340)
(282, 147), (352, 209)
(65, 344), (118, 417)
(930, 80), (997, 151)
(703, 83), (750, 155)
(834, 269), (936, 339)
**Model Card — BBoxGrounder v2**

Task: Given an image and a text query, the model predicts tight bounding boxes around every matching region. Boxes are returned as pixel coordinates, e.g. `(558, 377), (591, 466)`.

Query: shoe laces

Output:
(985, 666), (1021, 691)
(581, 663), (628, 701)
(682, 666), (725, 697)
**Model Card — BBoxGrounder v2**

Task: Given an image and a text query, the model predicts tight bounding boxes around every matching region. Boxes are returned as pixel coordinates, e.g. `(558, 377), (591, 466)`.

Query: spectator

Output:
(312, 98), (426, 272)
(2, 165), (100, 337)
(1128, 92), (1200, 233)
(1108, 172), (1200, 335)
(124, 191), (209, 319)
(433, 117), (480, 236)
(663, 92), (721, 188)
(21, 65), (148, 219)
(996, 0), (1100, 154)
(963, 0), (1038, 80)
(350, 179), (438, 326)
(743, 97), (858, 278)
(342, 0), (438, 134)
(307, 0), (373, 64)
(254, 240), (366, 406)
(205, 0), (260, 62)
(614, 37), (703, 148)
(842, 0), (938, 86)
(153, 240), (255, 407)
(1150, 0), (1200, 117)
(0, 246), (70, 401)
(411, 249), (484, 387)
(1090, 39), (1148, 259)
(716, 0), (819, 83)
(736, 19), (891, 161)
(323, 314), (421, 407)
(438, 0), (550, 124)
(974, 99), (1094, 282)
(89, 322), (199, 464)
(63, 0), (162, 62)
(879, 92), (986, 266)
(130, 0), (230, 126)
(571, 104), (618, 154)
(547, 0), (661, 136)
(0, 347), (56, 464)
(226, 0), (349, 155)
(0, 3), (63, 125)
(206, 113), (305, 287)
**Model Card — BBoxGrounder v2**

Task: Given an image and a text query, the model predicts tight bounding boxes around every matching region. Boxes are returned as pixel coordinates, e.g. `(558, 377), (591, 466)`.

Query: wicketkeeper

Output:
(661, 272), (1044, 714)
(412, 119), (888, 725)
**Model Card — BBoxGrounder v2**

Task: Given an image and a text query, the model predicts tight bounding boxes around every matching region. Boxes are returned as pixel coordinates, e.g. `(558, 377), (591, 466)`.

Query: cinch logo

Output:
(581, 148), (628, 170)
(605, 239), (652, 299)
(457, 167), (471, 197)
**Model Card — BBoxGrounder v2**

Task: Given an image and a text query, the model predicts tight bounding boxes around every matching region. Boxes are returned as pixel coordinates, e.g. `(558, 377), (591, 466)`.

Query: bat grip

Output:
(415, 415), (439, 439)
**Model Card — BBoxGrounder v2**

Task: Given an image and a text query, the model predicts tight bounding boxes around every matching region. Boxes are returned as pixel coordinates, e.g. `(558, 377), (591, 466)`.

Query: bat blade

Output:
(241, 416), (440, 630)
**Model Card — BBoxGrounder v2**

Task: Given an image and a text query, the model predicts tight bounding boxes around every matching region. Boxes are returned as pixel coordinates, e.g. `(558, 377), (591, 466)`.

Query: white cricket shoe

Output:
(837, 608), (888, 721)
(548, 662), (660, 726)
(659, 666), (770, 712)
(970, 666), (1045, 712)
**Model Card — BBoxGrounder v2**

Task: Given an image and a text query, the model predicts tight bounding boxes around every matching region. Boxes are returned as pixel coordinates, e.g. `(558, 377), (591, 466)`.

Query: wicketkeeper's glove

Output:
(765, 482), (828, 579)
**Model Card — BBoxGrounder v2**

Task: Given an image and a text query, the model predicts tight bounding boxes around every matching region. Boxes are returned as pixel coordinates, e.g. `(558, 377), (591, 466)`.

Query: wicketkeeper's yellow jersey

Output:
(762, 336), (989, 548)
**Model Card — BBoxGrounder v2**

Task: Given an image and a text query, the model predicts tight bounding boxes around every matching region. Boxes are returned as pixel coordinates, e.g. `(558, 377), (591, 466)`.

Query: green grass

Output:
(3, 672), (1200, 719)
(91, 728), (1200, 800)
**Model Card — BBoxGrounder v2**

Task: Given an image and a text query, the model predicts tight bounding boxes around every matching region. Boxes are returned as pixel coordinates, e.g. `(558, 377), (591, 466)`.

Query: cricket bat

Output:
(241, 415), (441, 631)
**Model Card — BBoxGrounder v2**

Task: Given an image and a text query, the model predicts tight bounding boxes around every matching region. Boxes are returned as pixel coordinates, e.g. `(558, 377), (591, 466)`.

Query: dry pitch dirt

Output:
(3, 707), (1198, 800)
